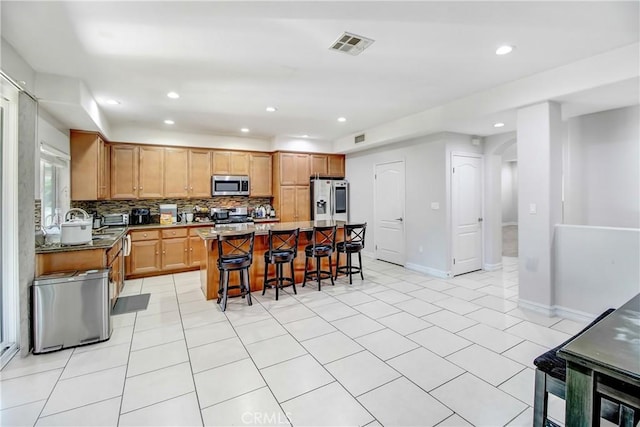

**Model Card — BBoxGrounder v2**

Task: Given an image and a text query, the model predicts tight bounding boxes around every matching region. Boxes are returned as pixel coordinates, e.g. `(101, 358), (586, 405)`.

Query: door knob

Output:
(395, 217), (403, 222)
(478, 218), (483, 222)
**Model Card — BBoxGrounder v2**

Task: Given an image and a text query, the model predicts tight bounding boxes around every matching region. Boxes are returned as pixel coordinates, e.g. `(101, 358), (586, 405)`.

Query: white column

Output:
(517, 101), (563, 313)
(483, 153), (503, 270)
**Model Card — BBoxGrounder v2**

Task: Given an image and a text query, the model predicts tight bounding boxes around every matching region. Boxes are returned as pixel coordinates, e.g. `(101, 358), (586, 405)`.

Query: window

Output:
(41, 159), (59, 226)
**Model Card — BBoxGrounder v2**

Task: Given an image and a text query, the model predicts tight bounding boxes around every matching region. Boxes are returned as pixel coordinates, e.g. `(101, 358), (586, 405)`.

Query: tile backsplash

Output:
(72, 197), (273, 219)
(34, 199), (41, 228)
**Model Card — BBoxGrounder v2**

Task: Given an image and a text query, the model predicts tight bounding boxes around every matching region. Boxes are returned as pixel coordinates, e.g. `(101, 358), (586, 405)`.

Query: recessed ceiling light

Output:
(167, 91), (180, 99)
(337, 117), (347, 122)
(495, 45), (514, 55)
(494, 122), (505, 128)
(164, 119), (175, 125)
(240, 128), (250, 133)
(302, 134), (310, 138)
(105, 99), (120, 105)
(265, 106), (277, 112)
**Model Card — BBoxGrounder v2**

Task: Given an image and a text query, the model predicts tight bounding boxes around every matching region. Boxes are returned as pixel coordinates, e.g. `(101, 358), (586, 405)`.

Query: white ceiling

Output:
(1, 1), (639, 146)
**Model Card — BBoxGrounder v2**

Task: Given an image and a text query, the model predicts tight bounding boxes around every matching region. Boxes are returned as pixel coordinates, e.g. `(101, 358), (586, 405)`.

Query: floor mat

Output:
(112, 293), (151, 315)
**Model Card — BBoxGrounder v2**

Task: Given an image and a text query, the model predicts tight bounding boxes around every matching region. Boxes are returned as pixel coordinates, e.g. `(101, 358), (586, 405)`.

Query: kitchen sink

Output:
(92, 235), (113, 241)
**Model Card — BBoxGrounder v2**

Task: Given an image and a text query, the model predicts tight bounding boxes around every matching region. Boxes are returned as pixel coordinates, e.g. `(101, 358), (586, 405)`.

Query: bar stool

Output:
(335, 223), (366, 284)
(303, 225), (337, 291)
(216, 232), (255, 312)
(262, 228), (300, 300)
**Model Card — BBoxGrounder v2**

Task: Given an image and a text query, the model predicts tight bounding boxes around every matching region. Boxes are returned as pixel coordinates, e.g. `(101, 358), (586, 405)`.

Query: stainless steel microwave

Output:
(212, 175), (250, 196)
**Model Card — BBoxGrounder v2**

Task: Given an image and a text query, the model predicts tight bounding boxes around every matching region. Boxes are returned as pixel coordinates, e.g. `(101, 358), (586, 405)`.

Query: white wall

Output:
(554, 225), (640, 319)
(501, 162), (518, 225)
(564, 105), (640, 228)
(37, 109), (71, 214)
(346, 132), (481, 276)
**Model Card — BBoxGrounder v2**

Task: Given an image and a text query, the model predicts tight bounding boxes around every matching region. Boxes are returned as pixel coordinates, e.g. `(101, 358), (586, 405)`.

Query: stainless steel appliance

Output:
(102, 213), (129, 226)
(310, 178), (349, 221)
(131, 208), (151, 225)
(212, 207), (253, 225)
(32, 269), (112, 354)
(212, 175), (250, 196)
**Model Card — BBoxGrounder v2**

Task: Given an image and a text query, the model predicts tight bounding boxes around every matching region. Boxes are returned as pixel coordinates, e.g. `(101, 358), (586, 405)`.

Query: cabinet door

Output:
(212, 151), (231, 174)
(129, 240), (161, 275)
(189, 149), (211, 197)
(164, 147), (189, 198)
(111, 145), (139, 199)
(279, 186), (297, 222)
(189, 236), (204, 267)
(230, 152), (250, 175)
(310, 154), (328, 177)
(295, 154), (310, 185)
(249, 153), (272, 196)
(97, 138), (110, 200)
(295, 185), (310, 221)
(328, 155), (345, 177)
(139, 146), (164, 198)
(162, 237), (189, 270)
(279, 153), (297, 185)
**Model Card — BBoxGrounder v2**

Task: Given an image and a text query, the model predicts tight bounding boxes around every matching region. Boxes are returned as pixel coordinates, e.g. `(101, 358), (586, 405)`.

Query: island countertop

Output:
(195, 220), (346, 240)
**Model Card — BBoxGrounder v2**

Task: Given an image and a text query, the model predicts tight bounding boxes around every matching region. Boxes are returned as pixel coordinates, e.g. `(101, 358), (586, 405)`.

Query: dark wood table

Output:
(558, 293), (640, 427)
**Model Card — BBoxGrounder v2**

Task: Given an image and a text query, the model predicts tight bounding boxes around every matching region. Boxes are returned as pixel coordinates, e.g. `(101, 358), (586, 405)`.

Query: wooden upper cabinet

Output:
(249, 153), (272, 197)
(110, 145), (138, 199)
(188, 149), (211, 197)
(310, 154), (328, 177)
(164, 148), (189, 198)
(212, 151), (249, 175)
(70, 131), (110, 200)
(212, 151), (230, 174)
(138, 146), (164, 198)
(230, 152), (250, 175)
(279, 185), (310, 222)
(279, 153), (309, 185)
(328, 155), (345, 177)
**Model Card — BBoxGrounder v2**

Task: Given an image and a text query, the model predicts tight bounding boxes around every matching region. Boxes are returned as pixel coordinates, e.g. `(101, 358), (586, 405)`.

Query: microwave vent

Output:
(354, 134), (366, 144)
(329, 32), (374, 56)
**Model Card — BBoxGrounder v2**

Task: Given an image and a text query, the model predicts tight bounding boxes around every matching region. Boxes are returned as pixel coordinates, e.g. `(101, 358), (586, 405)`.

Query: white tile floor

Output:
(1, 256), (588, 426)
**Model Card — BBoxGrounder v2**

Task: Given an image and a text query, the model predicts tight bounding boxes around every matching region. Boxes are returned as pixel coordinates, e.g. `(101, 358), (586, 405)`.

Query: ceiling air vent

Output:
(354, 134), (366, 144)
(329, 32), (374, 56)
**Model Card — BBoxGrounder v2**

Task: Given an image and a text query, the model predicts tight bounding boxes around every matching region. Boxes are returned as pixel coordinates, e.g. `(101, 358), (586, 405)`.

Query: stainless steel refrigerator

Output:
(310, 178), (349, 222)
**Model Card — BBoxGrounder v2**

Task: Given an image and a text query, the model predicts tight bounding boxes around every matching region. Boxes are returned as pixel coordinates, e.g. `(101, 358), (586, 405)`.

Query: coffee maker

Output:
(131, 208), (151, 225)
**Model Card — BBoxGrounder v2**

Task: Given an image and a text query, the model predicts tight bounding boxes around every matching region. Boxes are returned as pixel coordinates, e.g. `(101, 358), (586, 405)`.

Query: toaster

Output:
(102, 213), (129, 226)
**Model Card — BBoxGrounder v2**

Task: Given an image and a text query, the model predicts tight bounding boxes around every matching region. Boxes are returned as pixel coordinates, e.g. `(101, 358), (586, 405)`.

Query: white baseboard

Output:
(517, 298), (555, 317)
(502, 222), (518, 227)
(552, 305), (597, 323)
(517, 299), (596, 322)
(405, 263), (451, 279)
(483, 262), (503, 271)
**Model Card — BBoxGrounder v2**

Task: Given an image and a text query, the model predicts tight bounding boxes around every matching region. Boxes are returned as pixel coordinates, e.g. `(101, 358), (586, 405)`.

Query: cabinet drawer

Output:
(130, 230), (160, 241)
(162, 228), (188, 239)
(189, 227), (207, 236)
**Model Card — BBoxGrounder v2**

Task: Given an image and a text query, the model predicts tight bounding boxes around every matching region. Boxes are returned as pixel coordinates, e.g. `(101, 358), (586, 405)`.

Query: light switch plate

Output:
(529, 203), (537, 214)
(431, 202), (440, 210)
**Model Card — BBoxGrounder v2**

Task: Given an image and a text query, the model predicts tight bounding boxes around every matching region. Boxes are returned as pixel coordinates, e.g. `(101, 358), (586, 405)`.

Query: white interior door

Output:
(452, 154), (483, 276)
(374, 161), (405, 265)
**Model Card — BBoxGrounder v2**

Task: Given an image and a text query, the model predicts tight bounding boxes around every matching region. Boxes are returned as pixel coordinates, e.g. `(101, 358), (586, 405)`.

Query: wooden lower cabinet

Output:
(128, 240), (161, 275)
(162, 237), (189, 270)
(126, 226), (208, 278)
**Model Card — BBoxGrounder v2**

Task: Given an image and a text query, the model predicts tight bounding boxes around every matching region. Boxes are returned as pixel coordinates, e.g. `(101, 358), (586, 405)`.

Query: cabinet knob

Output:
(143, 233), (147, 237)
(156, 252), (159, 255)
(133, 186), (136, 190)
(184, 248), (187, 252)
(184, 186), (187, 190)
(163, 251), (166, 254)
(190, 248), (193, 251)
(190, 187), (193, 190)
(139, 187), (143, 190)
(172, 231), (175, 235)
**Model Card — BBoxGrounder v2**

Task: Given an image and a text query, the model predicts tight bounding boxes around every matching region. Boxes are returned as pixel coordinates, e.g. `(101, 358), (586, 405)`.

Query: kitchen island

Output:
(196, 220), (345, 300)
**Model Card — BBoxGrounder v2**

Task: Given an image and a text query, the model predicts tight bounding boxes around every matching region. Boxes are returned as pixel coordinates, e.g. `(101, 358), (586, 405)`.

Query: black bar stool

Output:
(216, 232), (255, 312)
(303, 225), (337, 291)
(262, 228), (300, 300)
(335, 223), (366, 284)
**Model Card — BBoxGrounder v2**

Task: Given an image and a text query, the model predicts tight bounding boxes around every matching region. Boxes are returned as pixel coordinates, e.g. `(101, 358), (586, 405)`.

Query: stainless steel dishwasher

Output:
(32, 269), (112, 354)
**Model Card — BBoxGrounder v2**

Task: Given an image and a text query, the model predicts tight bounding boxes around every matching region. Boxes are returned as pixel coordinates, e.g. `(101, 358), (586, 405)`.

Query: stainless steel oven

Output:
(212, 175), (250, 196)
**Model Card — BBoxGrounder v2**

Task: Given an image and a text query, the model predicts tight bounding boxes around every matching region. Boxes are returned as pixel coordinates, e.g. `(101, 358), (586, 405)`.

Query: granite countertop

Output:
(36, 227), (128, 254)
(252, 217), (280, 223)
(196, 220), (345, 240)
